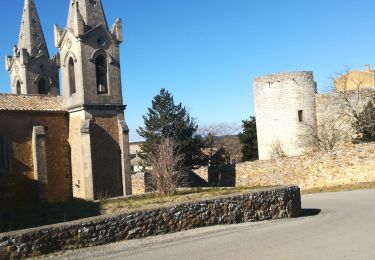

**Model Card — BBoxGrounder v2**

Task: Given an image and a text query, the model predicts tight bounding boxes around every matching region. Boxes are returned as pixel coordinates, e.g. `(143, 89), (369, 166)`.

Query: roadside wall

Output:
(194, 143), (375, 190)
(0, 186), (301, 258)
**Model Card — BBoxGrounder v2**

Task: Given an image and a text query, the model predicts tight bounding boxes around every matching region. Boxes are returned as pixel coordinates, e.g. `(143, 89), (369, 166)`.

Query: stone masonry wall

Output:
(131, 172), (146, 195)
(194, 143), (375, 190)
(0, 111), (71, 207)
(0, 186), (301, 258)
(316, 89), (375, 145)
(253, 71), (317, 160)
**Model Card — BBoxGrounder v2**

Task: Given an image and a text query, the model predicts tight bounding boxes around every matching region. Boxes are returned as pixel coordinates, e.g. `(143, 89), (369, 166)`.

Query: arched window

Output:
(16, 80), (21, 95)
(0, 136), (9, 173)
(37, 78), (48, 95)
(68, 58), (76, 95)
(95, 55), (108, 95)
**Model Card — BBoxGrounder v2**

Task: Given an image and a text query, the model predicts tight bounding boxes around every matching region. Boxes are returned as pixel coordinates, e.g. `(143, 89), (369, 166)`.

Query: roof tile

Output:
(0, 94), (66, 112)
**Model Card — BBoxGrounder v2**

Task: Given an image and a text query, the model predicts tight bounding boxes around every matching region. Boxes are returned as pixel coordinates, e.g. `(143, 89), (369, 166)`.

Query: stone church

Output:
(0, 0), (132, 208)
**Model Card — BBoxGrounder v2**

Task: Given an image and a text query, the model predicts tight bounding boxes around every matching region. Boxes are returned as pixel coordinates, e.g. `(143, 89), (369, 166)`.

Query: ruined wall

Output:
(0, 186), (301, 258)
(316, 89), (375, 145)
(253, 71), (317, 160)
(0, 111), (71, 207)
(194, 143), (375, 190)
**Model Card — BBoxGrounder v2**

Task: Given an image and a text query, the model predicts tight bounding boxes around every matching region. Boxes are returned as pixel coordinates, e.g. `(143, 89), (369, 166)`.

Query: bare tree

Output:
(197, 122), (242, 164)
(197, 122), (241, 138)
(148, 137), (186, 195)
(270, 140), (287, 159)
(300, 120), (344, 151)
(331, 69), (375, 143)
(300, 69), (375, 152)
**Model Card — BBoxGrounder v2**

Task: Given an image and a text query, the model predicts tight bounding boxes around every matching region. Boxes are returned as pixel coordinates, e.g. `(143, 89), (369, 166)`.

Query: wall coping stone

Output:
(0, 186), (301, 258)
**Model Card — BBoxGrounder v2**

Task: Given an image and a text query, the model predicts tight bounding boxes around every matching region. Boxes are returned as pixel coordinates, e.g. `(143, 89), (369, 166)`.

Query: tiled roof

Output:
(0, 94), (66, 112)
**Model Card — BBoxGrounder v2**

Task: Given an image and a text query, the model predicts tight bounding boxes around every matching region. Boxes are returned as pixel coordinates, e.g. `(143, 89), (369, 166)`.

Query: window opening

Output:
(68, 58), (76, 95)
(95, 55), (108, 95)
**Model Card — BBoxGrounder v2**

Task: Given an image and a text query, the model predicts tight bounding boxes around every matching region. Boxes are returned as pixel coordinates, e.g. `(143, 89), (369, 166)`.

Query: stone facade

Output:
(335, 65), (375, 91)
(0, 186), (301, 258)
(0, 0), (132, 206)
(253, 71), (317, 160)
(194, 143), (375, 190)
(0, 110), (71, 207)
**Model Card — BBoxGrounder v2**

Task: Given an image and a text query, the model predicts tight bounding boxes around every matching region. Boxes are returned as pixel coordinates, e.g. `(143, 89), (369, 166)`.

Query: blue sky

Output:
(0, 0), (374, 140)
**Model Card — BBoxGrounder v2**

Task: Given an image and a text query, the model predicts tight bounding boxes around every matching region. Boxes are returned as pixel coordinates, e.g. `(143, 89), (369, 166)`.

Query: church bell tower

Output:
(54, 0), (132, 199)
(6, 0), (59, 95)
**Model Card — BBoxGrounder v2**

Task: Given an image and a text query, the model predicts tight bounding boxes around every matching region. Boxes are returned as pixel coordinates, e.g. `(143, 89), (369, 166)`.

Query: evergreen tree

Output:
(238, 117), (258, 161)
(137, 88), (203, 167)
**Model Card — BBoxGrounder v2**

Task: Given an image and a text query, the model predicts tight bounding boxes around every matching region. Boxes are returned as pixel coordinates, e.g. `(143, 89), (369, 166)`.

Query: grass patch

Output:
(302, 182), (375, 194)
(100, 186), (275, 215)
(0, 186), (273, 233)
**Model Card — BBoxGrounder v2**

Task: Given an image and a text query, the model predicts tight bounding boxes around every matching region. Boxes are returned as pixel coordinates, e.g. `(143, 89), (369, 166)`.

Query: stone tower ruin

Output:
(253, 71), (317, 160)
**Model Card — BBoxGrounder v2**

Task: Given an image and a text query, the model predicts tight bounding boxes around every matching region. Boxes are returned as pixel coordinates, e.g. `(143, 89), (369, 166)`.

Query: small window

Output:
(0, 136), (9, 173)
(16, 80), (21, 95)
(95, 55), (108, 95)
(298, 110), (304, 123)
(68, 58), (76, 95)
(38, 78), (48, 95)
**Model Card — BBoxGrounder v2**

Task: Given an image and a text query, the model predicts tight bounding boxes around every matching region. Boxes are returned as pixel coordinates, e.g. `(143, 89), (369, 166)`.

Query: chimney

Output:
(364, 64), (371, 72)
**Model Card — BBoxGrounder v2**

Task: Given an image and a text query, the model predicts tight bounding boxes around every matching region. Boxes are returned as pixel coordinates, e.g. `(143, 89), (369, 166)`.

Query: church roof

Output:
(0, 94), (66, 112)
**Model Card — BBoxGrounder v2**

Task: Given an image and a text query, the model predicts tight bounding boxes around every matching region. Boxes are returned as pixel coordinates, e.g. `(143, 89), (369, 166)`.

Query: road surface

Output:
(52, 189), (375, 260)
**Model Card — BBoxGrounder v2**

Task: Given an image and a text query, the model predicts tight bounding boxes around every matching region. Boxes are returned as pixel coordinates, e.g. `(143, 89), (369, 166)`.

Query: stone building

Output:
(253, 69), (375, 160)
(0, 0), (132, 207)
(253, 71), (318, 160)
(335, 65), (375, 91)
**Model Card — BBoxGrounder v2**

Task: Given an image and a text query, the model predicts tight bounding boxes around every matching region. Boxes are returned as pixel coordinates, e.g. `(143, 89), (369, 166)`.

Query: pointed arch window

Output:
(37, 78), (48, 95)
(16, 80), (21, 95)
(0, 136), (9, 173)
(68, 57), (76, 95)
(95, 55), (108, 95)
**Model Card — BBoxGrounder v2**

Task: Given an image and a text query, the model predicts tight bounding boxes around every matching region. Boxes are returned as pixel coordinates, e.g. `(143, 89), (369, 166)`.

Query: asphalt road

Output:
(52, 189), (375, 260)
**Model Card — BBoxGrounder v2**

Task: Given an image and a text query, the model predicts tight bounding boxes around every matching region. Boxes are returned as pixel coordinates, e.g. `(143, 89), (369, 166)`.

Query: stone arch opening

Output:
(16, 80), (21, 95)
(68, 57), (76, 95)
(95, 54), (108, 95)
(37, 78), (48, 95)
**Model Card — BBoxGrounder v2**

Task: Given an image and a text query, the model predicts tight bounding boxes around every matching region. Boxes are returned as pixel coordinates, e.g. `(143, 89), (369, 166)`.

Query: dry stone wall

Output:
(194, 143), (375, 190)
(0, 186), (301, 258)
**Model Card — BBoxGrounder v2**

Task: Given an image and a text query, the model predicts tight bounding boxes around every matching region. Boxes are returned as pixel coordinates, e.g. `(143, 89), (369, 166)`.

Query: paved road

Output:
(53, 190), (375, 260)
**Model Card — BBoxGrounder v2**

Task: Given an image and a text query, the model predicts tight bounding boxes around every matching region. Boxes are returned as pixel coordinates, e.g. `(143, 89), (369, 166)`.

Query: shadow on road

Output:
(300, 208), (321, 217)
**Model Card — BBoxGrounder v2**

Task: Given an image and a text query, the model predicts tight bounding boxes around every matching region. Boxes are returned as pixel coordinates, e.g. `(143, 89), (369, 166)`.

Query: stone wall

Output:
(91, 113), (123, 198)
(0, 186), (301, 258)
(316, 89), (375, 146)
(194, 143), (375, 190)
(131, 172), (146, 195)
(0, 111), (71, 207)
(253, 71), (317, 160)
